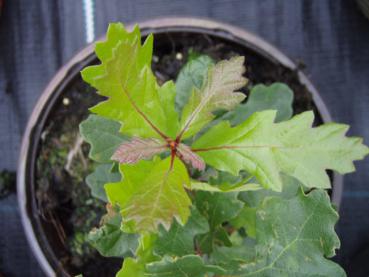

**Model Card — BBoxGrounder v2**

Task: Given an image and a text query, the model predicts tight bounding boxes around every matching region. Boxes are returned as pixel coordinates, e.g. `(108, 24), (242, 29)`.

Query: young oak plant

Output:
(80, 23), (369, 276)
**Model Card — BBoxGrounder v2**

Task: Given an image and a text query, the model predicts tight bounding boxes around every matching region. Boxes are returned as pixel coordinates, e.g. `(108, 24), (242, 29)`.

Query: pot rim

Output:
(17, 16), (343, 277)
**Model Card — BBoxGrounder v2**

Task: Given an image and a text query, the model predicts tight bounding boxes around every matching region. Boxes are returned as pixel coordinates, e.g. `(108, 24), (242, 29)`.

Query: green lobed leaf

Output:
(116, 233), (159, 277)
(238, 174), (302, 207)
(193, 110), (369, 191)
(197, 226), (233, 254)
(175, 54), (215, 113)
(79, 114), (127, 163)
(195, 191), (243, 228)
(229, 205), (257, 238)
(136, 233), (160, 264)
(229, 176), (302, 240)
(146, 255), (226, 277)
(194, 83), (293, 143)
(154, 207), (209, 256)
(210, 169), (246, 184)
(223, 189), (346, 276)
(116, 258), (145, 277)
(86, 163), (121, 202)
(88, 212), (138, 258)
(178, 56), (247, 139)
(195, 191), (244, 253)
(211, 239), (256, 273)
(189, 171), (261, 192)
(105, 157), (191, 233)
(189, 181), (261, 192)
(223, 83), (294, 125)
(81, 23), (180, 139)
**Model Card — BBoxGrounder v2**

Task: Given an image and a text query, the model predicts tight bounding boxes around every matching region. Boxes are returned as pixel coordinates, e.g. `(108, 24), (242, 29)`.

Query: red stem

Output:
(169, 149), (176, 170)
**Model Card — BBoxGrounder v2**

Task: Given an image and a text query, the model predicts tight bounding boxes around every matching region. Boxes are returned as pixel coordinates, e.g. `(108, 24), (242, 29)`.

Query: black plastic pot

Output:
(17, 17), (343, 276)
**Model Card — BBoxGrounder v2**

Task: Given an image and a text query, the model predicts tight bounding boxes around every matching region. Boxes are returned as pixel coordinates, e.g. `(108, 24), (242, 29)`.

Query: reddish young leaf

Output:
(112, 137), (167, 164)
(177, 143), (206, 171)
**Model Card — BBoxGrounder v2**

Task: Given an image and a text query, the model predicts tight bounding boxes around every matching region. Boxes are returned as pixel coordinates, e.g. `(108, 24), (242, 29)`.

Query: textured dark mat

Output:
(1, 0), (369, 276)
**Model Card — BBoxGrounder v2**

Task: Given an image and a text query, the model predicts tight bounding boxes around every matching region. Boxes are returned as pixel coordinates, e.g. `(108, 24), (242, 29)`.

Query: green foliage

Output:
(154, 207), (209, 256)
(88, 212), (138, 257)
(81, 24), (179, 139)
(223, 82), (294, 124)
(105, 158), (191, 233)
(146, 255), (225, 277)
(179, 56), (247, 139)
(195, 191), (244, 253)
(195, 192), (243, 229)
(193, 110), (368, 191)
(210, 240), (256, 273)
(190, 170), (262, 192)
(80, 114), (127, 163)
(79, 23), (369, 276)
(116, 258), (145, 277)
(211, 189), (346, 276)
(229, 205), (256, 238)
(175, 54), (214, 113)
(86, 163), (120, 202)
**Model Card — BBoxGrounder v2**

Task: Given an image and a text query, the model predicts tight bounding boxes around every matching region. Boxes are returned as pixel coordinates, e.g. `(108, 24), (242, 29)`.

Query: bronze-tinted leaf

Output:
(178, 56), (247, 139)
(112, 137), (167, 164)
(177, 143), (205, 171)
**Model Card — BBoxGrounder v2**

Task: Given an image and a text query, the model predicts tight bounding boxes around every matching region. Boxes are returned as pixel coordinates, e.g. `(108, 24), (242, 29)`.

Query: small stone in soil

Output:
(63, 97), (71, 106)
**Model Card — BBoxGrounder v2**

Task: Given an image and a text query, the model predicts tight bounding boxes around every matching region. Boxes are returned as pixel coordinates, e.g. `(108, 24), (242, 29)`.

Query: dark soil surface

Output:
(34, 31), (318, 276)
(35, 81), (122, 276)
